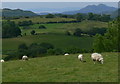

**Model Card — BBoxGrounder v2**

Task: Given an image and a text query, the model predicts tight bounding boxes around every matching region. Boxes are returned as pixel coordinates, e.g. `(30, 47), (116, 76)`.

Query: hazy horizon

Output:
(2, 2), (118, 13)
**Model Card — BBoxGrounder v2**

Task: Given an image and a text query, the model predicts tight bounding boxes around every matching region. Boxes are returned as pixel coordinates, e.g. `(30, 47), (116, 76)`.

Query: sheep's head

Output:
(99, 58), (103, 64)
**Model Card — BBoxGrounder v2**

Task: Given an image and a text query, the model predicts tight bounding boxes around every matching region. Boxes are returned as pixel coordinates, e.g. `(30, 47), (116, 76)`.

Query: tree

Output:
(93, 34), (105, 53)
(88, 13), (94, 20)
(46, 14), (54, 18)
(73, 28), (83, 37)
(30, 30), (36, 35)
(104, 19), (119, 51)
(76, 13), (84, 21)
(2, 20), (21, 38)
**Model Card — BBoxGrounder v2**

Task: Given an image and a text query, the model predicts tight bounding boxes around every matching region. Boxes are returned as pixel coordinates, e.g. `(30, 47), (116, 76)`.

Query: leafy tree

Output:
(75, 13), (84, 21)
(2, 20), (21, 38)
(88, 13), (94, 20)
(104, 19), (119, 51)
(93, 18), (119, 52)
(93, 34), (105, 53)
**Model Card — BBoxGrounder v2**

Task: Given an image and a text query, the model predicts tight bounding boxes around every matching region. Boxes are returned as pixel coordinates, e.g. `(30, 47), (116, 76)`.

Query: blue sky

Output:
(2, 2), (118, 13)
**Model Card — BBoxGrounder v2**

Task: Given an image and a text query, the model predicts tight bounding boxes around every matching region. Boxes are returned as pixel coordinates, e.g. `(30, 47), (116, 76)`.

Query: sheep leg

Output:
(93, 59), (96, 64)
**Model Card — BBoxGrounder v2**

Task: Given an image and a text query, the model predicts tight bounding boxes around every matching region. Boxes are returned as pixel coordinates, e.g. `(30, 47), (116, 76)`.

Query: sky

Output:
(2, 2), (118, 13)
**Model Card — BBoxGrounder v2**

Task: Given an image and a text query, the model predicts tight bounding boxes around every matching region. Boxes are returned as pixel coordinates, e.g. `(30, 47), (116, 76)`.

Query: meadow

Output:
(2, 52), (118, 82)
(2, 20), (108, 55)
(21, 20), (108, 35)
(2, 34), (93, 53)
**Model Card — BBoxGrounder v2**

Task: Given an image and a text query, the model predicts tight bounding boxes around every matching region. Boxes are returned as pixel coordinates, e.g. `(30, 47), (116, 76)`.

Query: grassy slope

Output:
(3, 34), (93, 52)
(2, 52), (118, 82)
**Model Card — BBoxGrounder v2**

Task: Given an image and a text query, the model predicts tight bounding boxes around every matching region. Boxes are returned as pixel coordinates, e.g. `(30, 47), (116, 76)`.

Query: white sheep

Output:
(78, 54), (83, 61)
(22, 55), (28, 61)
(1, 59), (5, 62)
(91, 53), (103, 64)
(64, 53), (69, 56)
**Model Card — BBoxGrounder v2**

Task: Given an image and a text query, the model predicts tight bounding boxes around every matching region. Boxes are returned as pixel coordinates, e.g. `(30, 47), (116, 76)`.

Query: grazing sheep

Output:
(22, 55), (28, 61)
(91, 53), (103, 64)
(64, 53), (69, 56)
(1, 59), (5, 62)
(78, 54), (83, 61)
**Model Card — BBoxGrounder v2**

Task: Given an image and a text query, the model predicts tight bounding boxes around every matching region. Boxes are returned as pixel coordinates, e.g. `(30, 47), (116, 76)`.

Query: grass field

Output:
(2, 34), (93, 53)
(21, 20), (108, 35)
(2, 52), (118, 82)
(3, 20), (108, 54)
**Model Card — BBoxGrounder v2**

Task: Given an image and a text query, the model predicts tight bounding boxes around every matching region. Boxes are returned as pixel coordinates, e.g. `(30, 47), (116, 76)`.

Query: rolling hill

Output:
(2, 8), (38, 17)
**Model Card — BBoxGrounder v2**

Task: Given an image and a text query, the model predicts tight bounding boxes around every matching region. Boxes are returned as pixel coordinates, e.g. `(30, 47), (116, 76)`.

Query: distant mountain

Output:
(2, 8), (38, 17)
(37, 12), (50, 15)
(62, 4), (117, 15)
